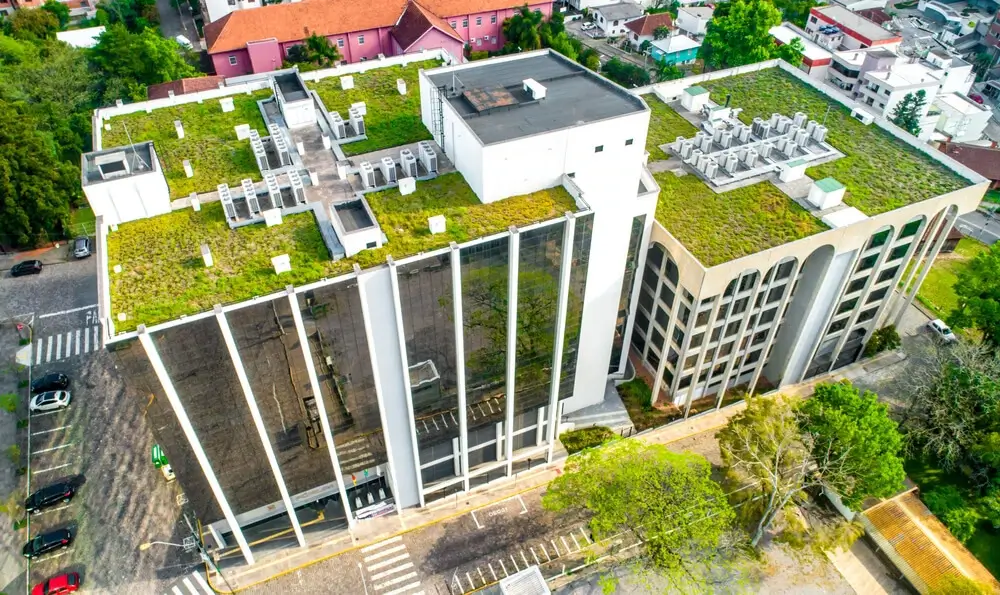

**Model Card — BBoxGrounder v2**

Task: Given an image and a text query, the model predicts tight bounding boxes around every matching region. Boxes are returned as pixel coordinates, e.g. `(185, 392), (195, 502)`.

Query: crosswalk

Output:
(163, 571), (213, 595)
(361, 536), (424, 595)
(34, 326), (101, 365)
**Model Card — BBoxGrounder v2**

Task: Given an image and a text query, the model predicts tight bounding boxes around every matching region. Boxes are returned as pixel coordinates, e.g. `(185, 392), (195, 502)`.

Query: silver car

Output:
(73, 237), (91, 259)
(29, 391), (71, 413)
(928, 319), (958, 343)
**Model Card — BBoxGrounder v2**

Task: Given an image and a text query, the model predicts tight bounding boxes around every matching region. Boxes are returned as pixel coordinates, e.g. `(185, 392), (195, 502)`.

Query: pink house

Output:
(205, 0), (553, 76)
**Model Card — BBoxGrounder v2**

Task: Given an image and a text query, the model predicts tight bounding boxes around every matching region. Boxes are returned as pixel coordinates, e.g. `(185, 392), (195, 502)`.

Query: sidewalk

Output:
(0, 243), (73, 271)
(207, 349), (908, 592)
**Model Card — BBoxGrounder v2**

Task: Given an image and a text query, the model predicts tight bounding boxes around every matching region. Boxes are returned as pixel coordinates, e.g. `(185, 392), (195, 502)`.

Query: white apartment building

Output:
(676, 6), (713, 36)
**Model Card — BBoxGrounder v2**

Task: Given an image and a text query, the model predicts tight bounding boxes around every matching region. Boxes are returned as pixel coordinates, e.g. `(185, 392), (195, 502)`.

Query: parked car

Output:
(970, 93), (984, 104)
(32, 572), (80, 595)
(581, 21), (596, 30)
(928, 319), (958, 343)
(22, 528), (73, 559)
(29, 391), (71, 413)
(11, 260), (42, 277)
(31, 373), (69, 394)
(25, 480), (76, 515)
(72, 237), (91, 259)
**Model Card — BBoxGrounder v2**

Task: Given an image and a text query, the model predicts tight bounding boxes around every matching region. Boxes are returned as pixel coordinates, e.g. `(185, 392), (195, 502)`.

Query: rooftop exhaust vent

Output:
(522, 78), (546, 100)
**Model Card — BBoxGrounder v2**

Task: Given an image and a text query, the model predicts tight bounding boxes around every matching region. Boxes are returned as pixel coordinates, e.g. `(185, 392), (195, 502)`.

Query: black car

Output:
(22, 528), (73, 558)
(11, 260), (42, 277)
(31, 373), (70, 394)
(25, 481), (75, 515)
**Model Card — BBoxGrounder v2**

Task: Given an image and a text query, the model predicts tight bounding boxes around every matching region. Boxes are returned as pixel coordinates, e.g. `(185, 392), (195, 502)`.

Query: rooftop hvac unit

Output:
(249, 130), (268, 171)
(812, 125), (828, 143)
(737, 146), (749, 161)
(751, 117), (764, 137)
(330, 113), (347, 139)
(687, 148), (702, 165)
(349, 108), (366, 136)
(699, 136), (713, 153)
(724, 153), (739, 173)
(218, 183), (237, 221)
(264, 172), (281, 209)
(679, 141), (694, 159)
(738, 125), (751, 144)
(380, 156), (397, 184)
(759, 122), (772, 139)
(286, 170), (306, 204)
(400, 149), (418, 178)
(359, 161), (377, 189)
(776, 117), (792, 134)
(775, 137), (790, 155)
(269, 126), (290, 167)
(674, 136), (686, 152)
(744, 149), (758, 166)
(769, 113), (781, 128)
(696, 153), (709, 173)
(793, 112), (807, 128)
(805, 120), (818, 135)
(705, 160), (719, 179)
(720, 131), (732, 149)
(242, 178), (261, 215)
(712, 128), (723, 143)
(418, 141), (438, 173)
(758, 142), (773, 159)
(794, 128), (810, 147)
(851, 107), (875, 125)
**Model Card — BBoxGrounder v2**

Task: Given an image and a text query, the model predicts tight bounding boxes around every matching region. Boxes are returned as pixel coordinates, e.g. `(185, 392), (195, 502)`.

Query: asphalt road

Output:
(565, 20), (649, 70)
(956, 210), (999, 246)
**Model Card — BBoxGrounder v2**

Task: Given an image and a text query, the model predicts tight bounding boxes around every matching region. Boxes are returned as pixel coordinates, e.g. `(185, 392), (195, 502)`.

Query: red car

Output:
(32, 573), (80, 595)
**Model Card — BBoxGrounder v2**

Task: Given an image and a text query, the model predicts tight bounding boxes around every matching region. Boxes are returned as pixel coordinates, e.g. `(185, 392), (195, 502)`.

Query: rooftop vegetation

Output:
(645, 94), (698, 161)
(700, 68), (968, 215)
(103, 90), (271, 199)
(309, 60), (440, 157)
(109, 172), (576, 331)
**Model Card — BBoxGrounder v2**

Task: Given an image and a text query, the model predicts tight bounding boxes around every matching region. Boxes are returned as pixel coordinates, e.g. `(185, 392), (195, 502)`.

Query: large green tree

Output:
(286, 33), (342, 70)
(88, 24), (199, 102)
(799, 381), (906, 509)
(602, 57), (650, 88)
(950, 242), (1000, 349)
(699, 0), (782, 69)
(502, 6), (544, 51)
(5, 8), (59, 41)
(772, 0), (817, 27)
(543, 439), (736, 574)
(889, 90), (927, 136)
(41, 0), (71, 30)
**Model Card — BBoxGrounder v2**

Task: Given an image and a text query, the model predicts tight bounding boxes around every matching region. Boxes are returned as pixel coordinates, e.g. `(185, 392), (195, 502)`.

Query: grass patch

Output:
(644, 94), (698, 161)
(617, 378), (683, 431)
(69, 207), (96, 236)
(701, 68), (968, 215)
(103, 90), (271, 199)
(560, 426), (617, 454)
(985, 190), (1000, 205)
(653, 169), (827, 266)
(309, 60), (441, 157)
(914, 238), (988, 320)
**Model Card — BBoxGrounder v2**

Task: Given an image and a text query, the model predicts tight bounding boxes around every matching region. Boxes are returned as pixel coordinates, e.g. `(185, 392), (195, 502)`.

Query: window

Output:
(846, 278), (866, 294)
(477, 38), (482, 46)
(857, 308), (878, 323)
(227, 0), (235, 5)
(767, 286), (784, 304)
(810, 15), (818, 23)
(358, 34), (365, 44)
(462, 18), (468, 27)
(625, 138), (634, 146)
(776, 260), (795, 280)
(491, 15), (497, 24)
(655, 306), (669, 329)
(857, 254), (878, 272)
(900, 219), (921, 238)
(476, 16), (482, 25)
(866, 287), (888, 303)
(228, 55), (238, 65)
(828, 318), (848, 334)
(613, 19), (619, 25)
(888, 244), (910, 261)
(760, 308), (777, 325)
(337, 38), (344, 48)
(837, 298), (858, 315)
(595, 145), (604, 153)
(867, 229), (891, 249)
(719, 342), (734, 357)
(695, 310), (710, 327)
(877, 266), (899, 284)
(451, 21), (457, 28)
(732, 297), (749, 315)
(690, 333), (704, 348)
(659, 285), (674, 308)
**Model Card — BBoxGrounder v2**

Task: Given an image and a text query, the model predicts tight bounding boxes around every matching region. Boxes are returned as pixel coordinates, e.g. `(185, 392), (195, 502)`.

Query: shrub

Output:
(469, 50), (489, 61)
(929, 574), (993, 595)
(0, 393), (16, 414)
(5, 445), (20, 465)
(979, 489), (1000, 529)
(924, 486), (981, 543)
(618, 378), (653, 410)
(560, 426), (617, 454)
(864, 325), (902, 357)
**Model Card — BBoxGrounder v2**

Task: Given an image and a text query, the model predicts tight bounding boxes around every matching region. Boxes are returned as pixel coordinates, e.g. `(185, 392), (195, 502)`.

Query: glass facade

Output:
(559, 213), (594, 401)
(609, 215), (646, 372)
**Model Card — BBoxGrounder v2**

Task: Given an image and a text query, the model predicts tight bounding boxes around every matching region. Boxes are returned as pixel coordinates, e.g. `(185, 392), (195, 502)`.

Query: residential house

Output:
(591, 2), (644, 37)
(932, 92), (992, 142)
(770, 24), (833, 79)
(649, 34), (700, 64)
(675, 6), (713, 37)
(832, 0), (888, 12)
(805, 5), (902, 51)
(939, 142), (1000, 188)
(624, 13), (673, 47)
(55, 25), (105, 48)
(204, 0), (552, 76)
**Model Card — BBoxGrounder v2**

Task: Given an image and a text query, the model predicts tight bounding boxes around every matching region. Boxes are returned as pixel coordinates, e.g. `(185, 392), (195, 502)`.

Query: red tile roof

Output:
(206, 0), (539, 54)
(146, 76), (227, 100)
(393, 1), (463, 52)
(624, 13), (673, 37)
(940, 142), (1000, 181)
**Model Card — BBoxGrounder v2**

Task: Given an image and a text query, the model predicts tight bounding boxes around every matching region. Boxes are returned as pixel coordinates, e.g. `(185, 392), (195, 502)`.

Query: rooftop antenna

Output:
(450, 73), (465, 97)
(121, 122), (150, 171)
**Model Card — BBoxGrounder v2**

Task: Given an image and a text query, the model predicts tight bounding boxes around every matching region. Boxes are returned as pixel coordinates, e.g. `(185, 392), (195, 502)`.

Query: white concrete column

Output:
(747, 261), (801, 396)
(504, 227), (520, 476)
(285, 290), (355, 528)
(683, 293), (725, 419)
(353, 270), (405, 516)
(137, 328), (255, 566)
(495, 421), (504, 462)
(387, 256), (427, 507)
(713, 270), (764, 408)
(897, 212), (956, 326)
(449, 244), (470, 492)
(546, 214), (575, 463)
(536, 406), (546, 448)
(890, 213), (942, 324)
(452, 437), (461, 477)
(214, 306), (306, 548)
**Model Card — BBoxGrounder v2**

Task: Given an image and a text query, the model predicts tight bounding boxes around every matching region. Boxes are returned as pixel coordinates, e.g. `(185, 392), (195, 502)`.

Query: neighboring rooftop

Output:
(592, 2), (644, 21)
(56, 26), (105, 49)
(82, 142), (157, 185)
(939, 142), (1000, 181)
(651, 34), (700, 55)
(426, 52), (646, 145)
(147, 76), (226, 100)
(679, 6), (713, 18)
(624, 13), (673, 37)
(108, 172), (578, 331)
(811, 5), (901, 43)
(769, 25), (833, 62)
(866, 62), (943, 88)
(393, 0), (463, 52)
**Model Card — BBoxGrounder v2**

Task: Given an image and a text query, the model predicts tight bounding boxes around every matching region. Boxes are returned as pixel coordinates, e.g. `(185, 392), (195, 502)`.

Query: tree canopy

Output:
(5, 8), (60, 41)
(41, 0), (71, 30)
(889, 90), (927, 136)
(772, 0), (818, 27)
(949, 242), (1000, 349)
(699, 0), (783, 69)
(88, 24), (199, 102)
(285, 34), (342, 70)
(502, 6), (544, 51)
(602, 57), (650, 88)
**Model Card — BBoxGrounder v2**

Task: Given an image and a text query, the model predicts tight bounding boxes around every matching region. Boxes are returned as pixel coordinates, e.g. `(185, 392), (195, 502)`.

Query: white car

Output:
(928, 319), (957, 343)
(581, 22), (596, 31)
(29, 391), (71, 413)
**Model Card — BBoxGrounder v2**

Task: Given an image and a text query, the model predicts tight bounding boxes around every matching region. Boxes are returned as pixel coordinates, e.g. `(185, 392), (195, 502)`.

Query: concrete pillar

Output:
(449, 244), (470, 492)
(504, 227), (520, 476)
(495, 421), (504, 462)
(713, 270), (763, 408)
(683, 292), (725, 419)
(747, 261), (801, 397)
(536, 406), (547, 448)
(452, 437), (461, 477)
(138, 328), (255, 566)
(546, 214), (576, 463)
(215, 306), (306, 548)
(896, 212), (956, 327)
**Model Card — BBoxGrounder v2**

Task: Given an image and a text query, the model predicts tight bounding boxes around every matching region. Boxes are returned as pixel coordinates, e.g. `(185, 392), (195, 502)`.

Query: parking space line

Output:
(181, 577), (198, 594)
(488, 562), (497, 581)
(571, 533), (581, 550)
(369, 562), (413, 581)
(191, 571), (212, 594)
(372, 571), (418, 590)
(366, 553), (409, 571)
(465, 572), (474, 591)
(477, 567), (486, 585)
(35, 340), (42, 366)
(561, 536), (572, 552)
(498, 559), (508, 577)
(84, 327), (90, 353)
(32, 425), (70, 436)
(361, 536), (401, 553)
(509, 554), (518, 572)
(363, 544), (406, 562)
(580, 527), (592, 544)
(530, 547), (539, 565)
(30, 410), (64, 418)
(550, 540), (559, 556)
(93, 326), (100, 350)
(33, 443), (73, 455)
(171, 587), (183, 595)
(36, 504), (70, 515)
(382, 582), (421, 595)
(56, 333), (62, 360)
(40, 550), (69, 562)
(520, 550), (529, 567)
(470, 510), (483, 529)
(46, 336), (52, 362)
(517, 495), (528, 514)
(33, 462), (72, 474)
(74, 330), (81, 356)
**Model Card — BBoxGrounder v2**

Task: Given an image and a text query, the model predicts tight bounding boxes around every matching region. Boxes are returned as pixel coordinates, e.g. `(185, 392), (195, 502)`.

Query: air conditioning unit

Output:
(724, 153), (739, 173)
(687, 148), (702, 166)
(793, 111), (807, 128)
(794, 128), (810, 147)
(805, 120), (818, 135)
(812, 125), (828, 143)
(758, 142), (773, 159)
(744, 149), (758, 166)
(769, 113), (781, 128)
(400, 149), (418, 178)
(738, 125), (751, 143)
(712, 127), (723, 143)
(696, 153), (709, 173)
(720, 131), (732, 148)
(418, 141), (437, 173)
(359, 161), (377, 189)
(349, 108), (366, 136)
(680, 141), (693, 159)
(705, 160), (719, 179)
(673, 136), (686, 152)
(380, 156), (397, 184)
(737, 146), (749, 162)
(699, 136), (713, 153)
(851, 107), (875, 125)
(331, 113), (347, 139)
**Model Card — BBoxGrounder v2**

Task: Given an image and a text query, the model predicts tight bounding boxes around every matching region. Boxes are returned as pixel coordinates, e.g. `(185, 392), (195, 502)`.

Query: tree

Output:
(776, 37), (805, 68)
(286, 33), (341, 70)
(889, 89), (927, 136)
(41, 0), (71, 30)
(6, 9), (59, 41)
(799, 381), (906, 509)
(88, 24), (199, 102)
(502, 5), (544, 51)
(772, 0), (818, 27)
(99, 0), (159, 33)
(950, 242), (1000, 349)
(602, 57), (650, 88)
(699, 0), (782, 69)
(653, 25), (671, 40)
(656, 62), (684, 82)
(579, 48), (600, 71)
(542, 439), (736, 574)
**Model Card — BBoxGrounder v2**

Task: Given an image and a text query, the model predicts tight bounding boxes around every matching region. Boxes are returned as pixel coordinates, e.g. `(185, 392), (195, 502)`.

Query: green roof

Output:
(816, 177), (845, 192)
(108, 173), (577, 332)
(685, 86), (709, 96)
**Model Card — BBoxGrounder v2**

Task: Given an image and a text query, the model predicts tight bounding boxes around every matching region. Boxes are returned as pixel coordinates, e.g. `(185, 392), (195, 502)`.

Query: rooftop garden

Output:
(309, 59), (440, 157)
(700, 68), (969, 215)
(109, 172), (576, 331)
(645, 95), (697, 162)
(103, 90), (271, 199)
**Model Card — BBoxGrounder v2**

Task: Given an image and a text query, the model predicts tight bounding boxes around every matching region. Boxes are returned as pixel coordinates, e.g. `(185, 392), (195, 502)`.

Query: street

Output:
(565, 19), (650, 70)
(956, 210), (999, 246)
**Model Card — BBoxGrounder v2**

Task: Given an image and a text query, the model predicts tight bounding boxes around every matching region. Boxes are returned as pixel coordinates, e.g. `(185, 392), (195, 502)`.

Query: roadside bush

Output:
(469, 50), (489, 61)
(929, 574), (992, 595)
(618, 378), (653, 411)
(864, 325), (902, 357)
(0, 393), (16, 413)
(5, 445), (20, 465)
(979, 488), (1000, 529)
(924, 485), (981, 542)
(560, 426), (617, 454)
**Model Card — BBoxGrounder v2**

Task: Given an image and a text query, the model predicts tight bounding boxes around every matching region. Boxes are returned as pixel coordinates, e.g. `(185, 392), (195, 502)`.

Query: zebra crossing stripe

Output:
(190, 571), (212, 594)
(75, 329), (81, 356)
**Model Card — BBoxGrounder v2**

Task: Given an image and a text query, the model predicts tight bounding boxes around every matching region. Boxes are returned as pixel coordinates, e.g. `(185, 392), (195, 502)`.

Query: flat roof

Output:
(814, 5), (900, 42)
(866, 63), (942, 88)
(426, 51), (646, 145)
(936, 92), (990, 115)
(770, 25), (832, 62)
(592, 2), (644, 20)
(82, 143), (157, 185)
(651, 34), (700, 54)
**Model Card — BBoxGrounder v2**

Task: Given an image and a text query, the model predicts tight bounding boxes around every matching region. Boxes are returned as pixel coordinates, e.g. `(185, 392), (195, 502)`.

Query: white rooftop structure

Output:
(56, 26), (106, 49)
(865, 62), (943, 88)
(650, 34), (701, 54)
(770, 25), (833, 63)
